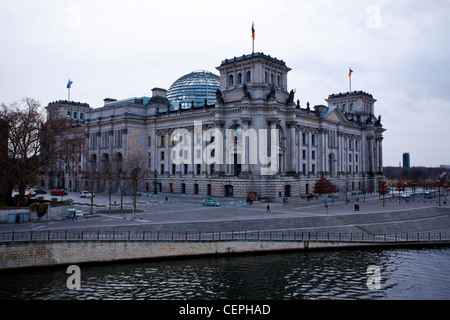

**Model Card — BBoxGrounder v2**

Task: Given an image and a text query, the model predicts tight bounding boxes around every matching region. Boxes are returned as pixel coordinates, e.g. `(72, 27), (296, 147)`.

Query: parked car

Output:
(34, 189), (47, 194)
(401, 193), (411, 198)
(80, 191), (94, 198)
(202, 199), (221, 207)
(51, 190), (68, 196)
(25, 191), (36, 197)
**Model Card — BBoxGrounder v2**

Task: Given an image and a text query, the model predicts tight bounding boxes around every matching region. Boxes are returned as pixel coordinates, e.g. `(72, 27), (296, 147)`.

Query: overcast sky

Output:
(1, 0), (449, 167)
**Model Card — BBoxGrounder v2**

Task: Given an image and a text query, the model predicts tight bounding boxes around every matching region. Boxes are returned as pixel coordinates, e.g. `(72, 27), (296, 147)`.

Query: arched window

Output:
(350, 103), (354, 111)
(277, 75), (281, 86)
(229, 74), (234, 86)
(265, 71), (268, 83)
(238, 73), (242, 84)
(271, 73), (274, 84)
(246, 71), (251, 82)
(234, 125), (242, 143)
(342, 104), (347, 112)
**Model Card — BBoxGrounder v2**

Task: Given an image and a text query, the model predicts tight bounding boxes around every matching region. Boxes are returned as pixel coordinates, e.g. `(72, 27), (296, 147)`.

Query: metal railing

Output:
(0, 229), (449, 244)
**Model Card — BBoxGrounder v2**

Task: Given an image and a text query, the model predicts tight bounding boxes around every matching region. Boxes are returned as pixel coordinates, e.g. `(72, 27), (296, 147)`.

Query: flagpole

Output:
(252, 22), (255, 54)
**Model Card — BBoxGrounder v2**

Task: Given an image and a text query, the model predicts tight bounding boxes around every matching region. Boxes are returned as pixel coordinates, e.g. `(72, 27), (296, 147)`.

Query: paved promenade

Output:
(1, 192), (449, 236)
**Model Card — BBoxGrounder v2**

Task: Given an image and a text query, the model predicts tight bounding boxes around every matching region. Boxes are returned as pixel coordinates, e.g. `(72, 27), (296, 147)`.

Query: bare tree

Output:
(85, 159), (101, 215)
(0, 98), (84, 206)
(125, 133), (147, 214)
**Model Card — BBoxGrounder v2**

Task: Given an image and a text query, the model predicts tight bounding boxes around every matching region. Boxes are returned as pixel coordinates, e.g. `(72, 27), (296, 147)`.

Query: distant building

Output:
(403, 152), (410, 168)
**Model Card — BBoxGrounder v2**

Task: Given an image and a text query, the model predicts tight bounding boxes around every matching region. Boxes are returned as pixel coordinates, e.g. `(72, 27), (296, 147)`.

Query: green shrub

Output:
(30, 202), (48, 218)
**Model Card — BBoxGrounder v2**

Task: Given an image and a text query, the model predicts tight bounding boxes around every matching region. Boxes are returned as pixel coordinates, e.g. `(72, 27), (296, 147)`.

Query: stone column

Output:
(287, 122), (296, 174)
(241, 119), (250, 174)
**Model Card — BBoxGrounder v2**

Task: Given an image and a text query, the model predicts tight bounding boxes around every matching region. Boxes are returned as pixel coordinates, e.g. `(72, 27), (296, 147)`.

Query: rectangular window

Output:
(302, 133), (307, 145)
(312, 150), (315, 160)
(161, 151), (164, 161)
(89, 133), (97, 149)
(172, 164), (176, 175)
(184, 164), (188, 175)
(312, 164), (316, 175)
(160, 164), (164, 175)
(148, 152), (151, 168)
(302, 164), (306, 176)
(302, 150), (306, 160)
(114, 130), (122, 148)
(196, 164), (201, 175)
(101, 132), (109, 149)
(312, 135), (316, 146)
(160, 136), (165, 147)
(147, 136), (152, 147)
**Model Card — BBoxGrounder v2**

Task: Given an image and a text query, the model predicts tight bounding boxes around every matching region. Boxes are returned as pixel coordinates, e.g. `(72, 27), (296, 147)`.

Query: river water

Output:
(0, 246), (449, 300)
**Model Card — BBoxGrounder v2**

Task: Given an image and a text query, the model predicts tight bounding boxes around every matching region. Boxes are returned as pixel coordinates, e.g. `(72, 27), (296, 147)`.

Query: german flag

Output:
(252, 22), (255, 40)
(349, 68), (353, 78)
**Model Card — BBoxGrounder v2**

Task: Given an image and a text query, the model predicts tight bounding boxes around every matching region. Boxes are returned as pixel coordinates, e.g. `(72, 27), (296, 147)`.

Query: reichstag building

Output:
(44, 52), (385, 201)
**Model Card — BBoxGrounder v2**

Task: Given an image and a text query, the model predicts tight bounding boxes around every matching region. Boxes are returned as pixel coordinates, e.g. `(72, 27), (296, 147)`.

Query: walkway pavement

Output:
(1, 192), (449, 236)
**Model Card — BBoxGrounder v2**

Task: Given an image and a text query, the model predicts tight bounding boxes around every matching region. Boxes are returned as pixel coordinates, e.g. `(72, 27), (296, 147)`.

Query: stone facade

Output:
(41, 52), (385, 201)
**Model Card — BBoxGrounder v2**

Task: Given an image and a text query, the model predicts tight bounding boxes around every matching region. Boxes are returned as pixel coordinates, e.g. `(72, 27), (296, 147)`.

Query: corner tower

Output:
(216, 52), (292, 104)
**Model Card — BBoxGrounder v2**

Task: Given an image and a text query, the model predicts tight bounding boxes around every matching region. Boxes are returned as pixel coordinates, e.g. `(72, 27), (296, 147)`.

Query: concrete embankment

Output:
(0, 207), (449, 270)
(2, 238), (449, 271)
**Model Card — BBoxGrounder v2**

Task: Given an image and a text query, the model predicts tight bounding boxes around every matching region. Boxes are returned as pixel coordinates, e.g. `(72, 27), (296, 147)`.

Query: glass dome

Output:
(167, 70), (220, 109)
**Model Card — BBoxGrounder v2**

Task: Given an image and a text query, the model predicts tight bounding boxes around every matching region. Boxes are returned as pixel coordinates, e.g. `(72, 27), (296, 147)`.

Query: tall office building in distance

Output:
(403, 152), (411, 168)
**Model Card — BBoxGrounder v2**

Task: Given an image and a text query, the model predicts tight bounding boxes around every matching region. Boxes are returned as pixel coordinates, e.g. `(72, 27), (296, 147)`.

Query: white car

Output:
(401, 193), (411, 198)
(80, 191), (94, 198)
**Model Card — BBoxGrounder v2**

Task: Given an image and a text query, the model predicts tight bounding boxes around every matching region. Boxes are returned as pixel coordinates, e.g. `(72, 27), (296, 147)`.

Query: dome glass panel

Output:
(167, 70), (220, 109)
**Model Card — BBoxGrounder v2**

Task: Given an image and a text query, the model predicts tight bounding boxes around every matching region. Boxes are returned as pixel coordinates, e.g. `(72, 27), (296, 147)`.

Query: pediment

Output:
(320, 106), (348, 123)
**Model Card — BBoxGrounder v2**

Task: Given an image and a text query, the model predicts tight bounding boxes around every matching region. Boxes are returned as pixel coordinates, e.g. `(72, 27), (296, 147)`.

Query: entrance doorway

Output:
(224, 185), (234, 197)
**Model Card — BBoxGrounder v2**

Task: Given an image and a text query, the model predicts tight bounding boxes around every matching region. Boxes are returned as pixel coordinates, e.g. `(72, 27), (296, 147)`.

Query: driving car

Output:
(34, 189), (47, 194)
(80, 191), (94, 198)
(51, 190), (68, 196)
(202, 199), (221, 207)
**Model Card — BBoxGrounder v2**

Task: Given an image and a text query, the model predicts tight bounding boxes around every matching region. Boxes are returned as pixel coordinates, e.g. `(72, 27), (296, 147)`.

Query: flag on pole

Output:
(252, 22), (255, 40)
(348, 68), (353, 78)
(67, 79), (73, 89)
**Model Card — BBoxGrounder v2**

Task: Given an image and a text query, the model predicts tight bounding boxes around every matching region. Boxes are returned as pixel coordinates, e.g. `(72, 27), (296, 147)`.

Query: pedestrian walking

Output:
(267, 205), (271, 213)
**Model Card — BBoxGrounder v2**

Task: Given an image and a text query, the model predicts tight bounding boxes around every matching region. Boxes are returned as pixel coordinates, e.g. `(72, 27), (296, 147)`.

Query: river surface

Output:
(0, 246), (449, 300)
